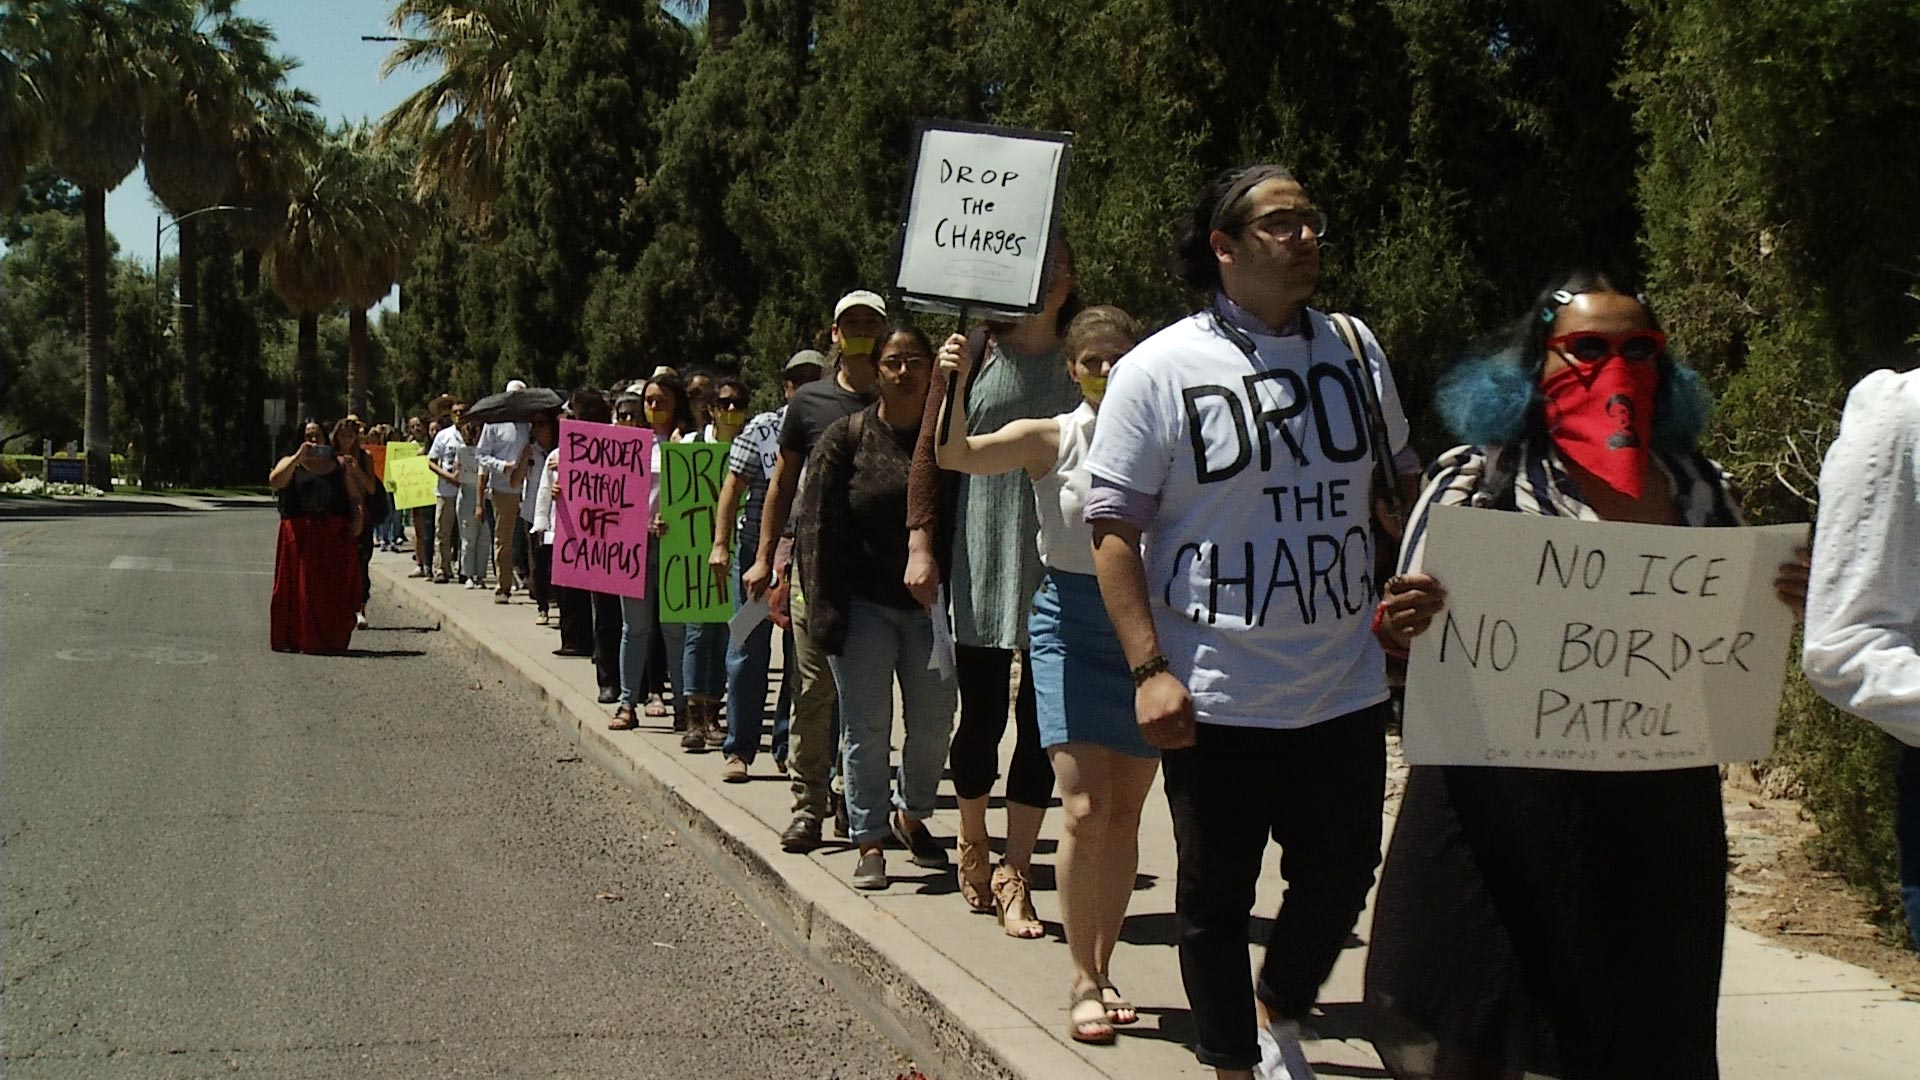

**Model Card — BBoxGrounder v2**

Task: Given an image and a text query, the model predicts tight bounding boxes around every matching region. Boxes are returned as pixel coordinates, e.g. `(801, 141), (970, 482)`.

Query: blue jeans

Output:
(826, 599), (956, 846)
(683, 620), (729, 699)
(619, 545), (685, 709)
(723, 549), (792, 764)
(1899, 741), (1920, 951)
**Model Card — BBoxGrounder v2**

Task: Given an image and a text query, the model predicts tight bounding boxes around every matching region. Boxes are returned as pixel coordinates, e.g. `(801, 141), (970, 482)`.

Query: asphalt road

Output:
(1, 499), (913, 1079)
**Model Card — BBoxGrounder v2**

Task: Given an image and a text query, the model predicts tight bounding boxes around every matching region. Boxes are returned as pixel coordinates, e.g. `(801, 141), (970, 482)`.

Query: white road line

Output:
(109, 555), (176, 571)
(0, 560), (270, 577)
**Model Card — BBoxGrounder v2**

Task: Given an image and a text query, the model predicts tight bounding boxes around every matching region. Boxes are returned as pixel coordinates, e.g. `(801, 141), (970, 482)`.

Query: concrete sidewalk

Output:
(370, 550), (1917, 1079)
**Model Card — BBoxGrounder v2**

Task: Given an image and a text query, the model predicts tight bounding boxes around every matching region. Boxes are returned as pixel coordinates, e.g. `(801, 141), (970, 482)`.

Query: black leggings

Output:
(357, 528), (375, 606)
(530, 539), (552, 615)
(947, 644), (1052, 807)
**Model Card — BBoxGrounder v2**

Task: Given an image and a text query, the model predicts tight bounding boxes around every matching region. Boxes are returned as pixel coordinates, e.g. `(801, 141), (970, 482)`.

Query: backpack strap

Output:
(1327, 312), (1404, 522)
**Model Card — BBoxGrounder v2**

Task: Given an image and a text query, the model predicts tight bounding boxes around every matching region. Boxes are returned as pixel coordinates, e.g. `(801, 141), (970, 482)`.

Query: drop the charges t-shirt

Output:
(1083, 309), (1411, 729)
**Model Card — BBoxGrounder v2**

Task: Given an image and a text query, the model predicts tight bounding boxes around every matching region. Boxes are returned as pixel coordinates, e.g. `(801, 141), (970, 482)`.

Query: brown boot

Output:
(679, 698), (706, 752)
(703, 697), (727, 747)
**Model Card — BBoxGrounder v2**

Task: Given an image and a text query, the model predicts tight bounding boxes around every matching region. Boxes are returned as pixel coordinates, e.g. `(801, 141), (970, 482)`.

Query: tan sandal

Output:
(991, 864), (1044, 939)
(1069, 987), (1115, 1045)
(957, 838), (993, 913)
(1098, 982), (1138, 1026)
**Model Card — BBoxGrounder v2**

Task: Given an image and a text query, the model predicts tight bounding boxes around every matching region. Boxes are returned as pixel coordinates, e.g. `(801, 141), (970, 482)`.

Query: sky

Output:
(105, 0), (437, 309)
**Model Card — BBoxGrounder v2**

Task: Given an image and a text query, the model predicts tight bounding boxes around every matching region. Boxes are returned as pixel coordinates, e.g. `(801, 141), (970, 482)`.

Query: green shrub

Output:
(1771, 665), (1908, 939)
(0, 457), (20, 484)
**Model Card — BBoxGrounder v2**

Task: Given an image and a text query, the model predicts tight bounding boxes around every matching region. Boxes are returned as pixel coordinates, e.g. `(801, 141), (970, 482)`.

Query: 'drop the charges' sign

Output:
(552, 420), (654, 599)
(893, 120), (1072, 315)
(657, 441), (730, 623)
(1402, 505), (1807, 771)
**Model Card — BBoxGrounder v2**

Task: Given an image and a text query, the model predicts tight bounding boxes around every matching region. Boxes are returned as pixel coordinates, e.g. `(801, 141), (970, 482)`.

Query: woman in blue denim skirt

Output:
(933, 306), (1156, 1046)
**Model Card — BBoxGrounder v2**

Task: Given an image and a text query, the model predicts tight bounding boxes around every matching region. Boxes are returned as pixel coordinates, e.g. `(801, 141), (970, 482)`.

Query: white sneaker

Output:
(1256, 1020), (1316, 1080)
(355, 613), (369, 630)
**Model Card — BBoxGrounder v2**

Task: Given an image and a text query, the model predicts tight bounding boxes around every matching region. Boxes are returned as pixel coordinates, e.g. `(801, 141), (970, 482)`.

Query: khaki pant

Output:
(489, 490), (521, 596)
(786, 579), (840, 821)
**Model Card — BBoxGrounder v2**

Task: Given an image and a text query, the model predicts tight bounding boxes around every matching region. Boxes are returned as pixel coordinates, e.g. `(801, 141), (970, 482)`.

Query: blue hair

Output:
(1437, 351), (1714, 452)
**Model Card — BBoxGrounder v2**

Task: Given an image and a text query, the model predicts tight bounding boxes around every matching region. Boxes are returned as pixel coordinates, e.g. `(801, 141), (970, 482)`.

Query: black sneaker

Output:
(891, 814), (949, 870)
(596, 686), (619, 704)
(780, 814), (822, 853)
(831, 791), (849, 840)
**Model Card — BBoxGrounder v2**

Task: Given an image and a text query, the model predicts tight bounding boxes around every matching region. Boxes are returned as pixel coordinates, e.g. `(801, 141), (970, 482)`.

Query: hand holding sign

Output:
(894, 121), (1071, 317)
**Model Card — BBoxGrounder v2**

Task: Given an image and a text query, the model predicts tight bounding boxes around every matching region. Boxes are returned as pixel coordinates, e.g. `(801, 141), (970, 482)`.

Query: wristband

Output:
(1130, 654), (1171, 687)
(1371, 601), (1410, 660)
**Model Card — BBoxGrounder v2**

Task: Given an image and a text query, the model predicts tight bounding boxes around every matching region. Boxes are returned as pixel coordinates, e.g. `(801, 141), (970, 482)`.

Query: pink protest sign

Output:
(552, 419), (655, 598)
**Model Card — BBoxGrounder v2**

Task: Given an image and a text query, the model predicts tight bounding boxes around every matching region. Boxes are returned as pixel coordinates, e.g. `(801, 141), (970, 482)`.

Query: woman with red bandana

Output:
(1362, 272), (1809, 1080)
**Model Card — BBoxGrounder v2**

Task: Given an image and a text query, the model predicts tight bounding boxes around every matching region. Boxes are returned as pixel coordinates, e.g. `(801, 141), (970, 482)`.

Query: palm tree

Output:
(706, 0), (744, 50)
(375, 0), (544, 227)
(37, 0), (163, 491)
(227, 77), (321, 293)
(227, 77), (319, 477)
(339, 135), (426, 416)
(267, 125), (424, 420)
(141, 0), (280, 458)
(0, 11), (52, 209)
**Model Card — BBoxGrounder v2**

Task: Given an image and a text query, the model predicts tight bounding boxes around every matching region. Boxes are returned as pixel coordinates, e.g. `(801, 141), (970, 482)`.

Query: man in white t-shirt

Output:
(1084, 164), (1420, 1079)
(426, 400), (468, 584)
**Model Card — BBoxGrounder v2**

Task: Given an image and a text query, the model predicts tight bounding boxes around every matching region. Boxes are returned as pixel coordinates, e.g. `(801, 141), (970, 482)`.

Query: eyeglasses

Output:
(715, 398), (747, 412)
(1246, 207), (1328, 243)
(1547, 330), (1667, 365)
(877, 355), (932, 373)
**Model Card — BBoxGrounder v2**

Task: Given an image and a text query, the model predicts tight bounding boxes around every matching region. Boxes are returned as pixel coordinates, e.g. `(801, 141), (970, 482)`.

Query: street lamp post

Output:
(148, 205), (247, 488)
(154, 205), (246, 311)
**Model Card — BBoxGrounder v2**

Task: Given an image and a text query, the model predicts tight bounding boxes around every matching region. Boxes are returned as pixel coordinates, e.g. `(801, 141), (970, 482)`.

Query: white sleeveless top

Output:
(1033, 403), (1098, 576)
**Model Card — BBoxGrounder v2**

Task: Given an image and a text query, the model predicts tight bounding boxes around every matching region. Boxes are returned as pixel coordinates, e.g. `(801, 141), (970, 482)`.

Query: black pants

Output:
(947, 643), (1051, 807)
(557, 584), (593, 653)
(1162, 703), (1389, 1070)
(590, 589), (621, 694)
(530, 539), (552, 615)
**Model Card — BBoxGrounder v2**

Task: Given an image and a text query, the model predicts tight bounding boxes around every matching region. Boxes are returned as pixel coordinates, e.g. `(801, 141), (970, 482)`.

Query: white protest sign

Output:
(894, 120), (1071, 315)
(1403, 505), (1807, 770)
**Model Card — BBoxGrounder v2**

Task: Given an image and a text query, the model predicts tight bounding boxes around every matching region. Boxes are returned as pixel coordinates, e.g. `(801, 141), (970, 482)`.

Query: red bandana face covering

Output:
(1540, 358), (1659, 498)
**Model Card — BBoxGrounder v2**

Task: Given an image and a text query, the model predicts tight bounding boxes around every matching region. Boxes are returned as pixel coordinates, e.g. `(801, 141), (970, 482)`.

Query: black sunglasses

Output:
(615, 409), (639, 420)
(715, 398), (747, 410)
(1547, 330), (1667, 365)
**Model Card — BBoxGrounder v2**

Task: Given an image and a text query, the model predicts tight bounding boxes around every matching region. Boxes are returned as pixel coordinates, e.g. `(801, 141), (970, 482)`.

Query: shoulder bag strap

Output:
(1328, 312), (1404, 522)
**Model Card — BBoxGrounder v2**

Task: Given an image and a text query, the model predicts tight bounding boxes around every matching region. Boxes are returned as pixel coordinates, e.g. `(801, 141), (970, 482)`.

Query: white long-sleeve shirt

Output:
(533, 448), (560, 544)
(474, 420), (532, 494)
(1802, 368), (1920, 747)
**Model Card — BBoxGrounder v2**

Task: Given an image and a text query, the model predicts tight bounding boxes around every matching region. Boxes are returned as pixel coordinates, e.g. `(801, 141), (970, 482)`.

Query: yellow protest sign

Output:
(384, 442), (436, 510)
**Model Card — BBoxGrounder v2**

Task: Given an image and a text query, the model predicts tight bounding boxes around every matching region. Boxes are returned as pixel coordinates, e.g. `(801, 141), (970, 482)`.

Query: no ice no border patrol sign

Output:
(893, 120), (1072, 316)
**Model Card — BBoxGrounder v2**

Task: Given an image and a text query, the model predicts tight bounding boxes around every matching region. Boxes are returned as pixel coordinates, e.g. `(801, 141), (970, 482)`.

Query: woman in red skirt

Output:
(269, 419), (367, 653)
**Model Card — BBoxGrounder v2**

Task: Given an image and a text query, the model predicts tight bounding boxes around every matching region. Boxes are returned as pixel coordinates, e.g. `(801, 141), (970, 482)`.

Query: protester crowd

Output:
(268, 164), (1919, 1080)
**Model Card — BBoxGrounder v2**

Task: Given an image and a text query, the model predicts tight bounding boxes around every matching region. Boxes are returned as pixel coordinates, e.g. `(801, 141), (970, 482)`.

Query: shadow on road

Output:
(0, 498), (200, 521)
(336, 647), (429, 659)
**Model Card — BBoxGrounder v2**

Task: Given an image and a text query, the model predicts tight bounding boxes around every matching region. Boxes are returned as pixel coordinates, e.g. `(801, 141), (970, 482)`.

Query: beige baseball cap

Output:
(833, 290), (887, 322)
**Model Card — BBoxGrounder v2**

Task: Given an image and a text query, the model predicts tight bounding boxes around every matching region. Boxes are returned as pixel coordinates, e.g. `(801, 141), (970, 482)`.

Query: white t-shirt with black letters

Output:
(1084, 309), (1410, 729)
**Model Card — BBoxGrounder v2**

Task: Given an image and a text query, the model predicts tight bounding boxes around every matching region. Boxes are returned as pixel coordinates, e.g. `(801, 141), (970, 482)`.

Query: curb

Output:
(374, 561), (1107, 1080)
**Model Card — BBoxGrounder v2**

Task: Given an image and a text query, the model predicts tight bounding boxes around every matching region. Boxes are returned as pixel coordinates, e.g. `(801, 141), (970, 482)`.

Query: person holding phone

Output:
(268, 419), (366, 653)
